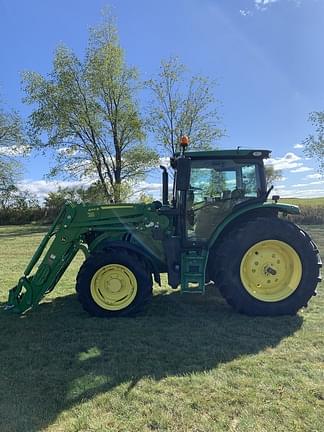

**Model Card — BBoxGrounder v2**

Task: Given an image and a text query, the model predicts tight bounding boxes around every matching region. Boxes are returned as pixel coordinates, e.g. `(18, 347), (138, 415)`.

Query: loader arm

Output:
(6, 205), (86, 313)
(6, 202), (150, 314)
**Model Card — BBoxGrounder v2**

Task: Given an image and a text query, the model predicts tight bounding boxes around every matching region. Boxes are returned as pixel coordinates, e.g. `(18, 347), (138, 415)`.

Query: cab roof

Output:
(178, 149), (271, 159)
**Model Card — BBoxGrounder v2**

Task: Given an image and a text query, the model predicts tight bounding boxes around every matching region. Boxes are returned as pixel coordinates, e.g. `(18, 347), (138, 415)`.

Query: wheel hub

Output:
(240, 240), (302, 302)
(107, 277), (122, 293)
(90, 264), (137, 310)
(265, 266), (277, 276)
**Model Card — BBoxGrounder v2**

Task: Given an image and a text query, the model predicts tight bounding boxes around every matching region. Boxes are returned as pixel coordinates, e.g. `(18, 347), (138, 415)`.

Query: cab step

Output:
(181, 249), (208, 294)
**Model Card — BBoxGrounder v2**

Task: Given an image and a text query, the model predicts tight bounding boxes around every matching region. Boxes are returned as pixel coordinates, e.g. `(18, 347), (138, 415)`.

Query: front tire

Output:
(76, 249), (153, 317)
(212, 217), (321, 316)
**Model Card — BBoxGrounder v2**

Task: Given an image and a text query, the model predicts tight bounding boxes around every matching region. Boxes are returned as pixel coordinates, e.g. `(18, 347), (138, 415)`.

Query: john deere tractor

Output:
(6, 139), (322, 317)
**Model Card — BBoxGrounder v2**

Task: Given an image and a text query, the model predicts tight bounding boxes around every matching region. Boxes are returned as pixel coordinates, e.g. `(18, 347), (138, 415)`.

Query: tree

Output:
(43, 181), (131, 214)
(303, 111), (324, 173)
(0, 175), (38, 210)
(265, 164), (283, 188)
(44, 187), (77, 210)
(137, 192), (154, 204)
(0, 108), (25, 149)
(76, 182), (113, 204)
(23, 13), (159, 203)
(0, 162), (19, 209)
(0, 103), (26, 208)
(146, 56), (224, 156)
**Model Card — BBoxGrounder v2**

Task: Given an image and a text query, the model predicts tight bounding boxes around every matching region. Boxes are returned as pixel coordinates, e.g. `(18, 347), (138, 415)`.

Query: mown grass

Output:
(0, 224), (323, 432)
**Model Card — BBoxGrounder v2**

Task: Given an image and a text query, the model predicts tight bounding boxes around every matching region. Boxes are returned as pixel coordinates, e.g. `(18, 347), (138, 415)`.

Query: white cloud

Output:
(291, 189), (324, 198)
(255, 0), (278, 10)
(239, 9), (251, 16)
(265, 152), (302, 170)
(306, 173), (322, 179)
(272, 186), (324, 198)
(18, 179), (92, 201)
(266, 152), (316, 174)
(0, 145), (29, 156)
(16, 177), (164, 204)
(292, 180), (324, 187)
(133, 181), (161, 193)
(293, 143), (304, 149)
(57, 147), (80, 157)
(290, 166), (313, 173)
(308, 180), (324, 186)
(130, 181), (162, 201)
(254, 0), (302, 12)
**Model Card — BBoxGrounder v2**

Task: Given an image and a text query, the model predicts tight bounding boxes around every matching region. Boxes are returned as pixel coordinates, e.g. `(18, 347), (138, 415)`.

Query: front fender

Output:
(89, 239), (163, 285)
(208, 201), (300, 247)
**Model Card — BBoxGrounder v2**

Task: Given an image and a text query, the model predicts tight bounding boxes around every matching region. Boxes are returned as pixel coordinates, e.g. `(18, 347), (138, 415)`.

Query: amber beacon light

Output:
(180, 135), (189, 147)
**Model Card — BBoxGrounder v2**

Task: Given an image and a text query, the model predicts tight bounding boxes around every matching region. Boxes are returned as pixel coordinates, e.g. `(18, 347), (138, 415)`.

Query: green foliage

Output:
(146, 56), (224, 156)
(0, 106), (26, 149)
(77, 181), (112, 204)
(0, 102), (27, 209)
(137, 192), (154, 204)
(265, 164), (283, 187)
(0, 189), (41, 225)
(22, 13), (159, 203)
(303, 111), (324, 172)
(43, 182), (135, 221)
(0, 206), (44, 225)
(0, 160), (19, 209)
(0, 181), (136, 225)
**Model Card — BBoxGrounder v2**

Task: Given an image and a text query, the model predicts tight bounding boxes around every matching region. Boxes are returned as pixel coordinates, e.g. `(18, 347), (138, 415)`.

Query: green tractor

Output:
(6, 140), (322, 317)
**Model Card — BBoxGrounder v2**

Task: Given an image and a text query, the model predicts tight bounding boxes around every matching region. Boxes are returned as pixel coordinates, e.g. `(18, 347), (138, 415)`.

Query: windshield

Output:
(187, 159), (263, 240)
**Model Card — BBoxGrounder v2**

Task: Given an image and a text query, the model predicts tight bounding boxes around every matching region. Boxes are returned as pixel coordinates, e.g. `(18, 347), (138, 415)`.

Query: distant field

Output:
(278, 197), (324, 206)
(267, 197), (324, 224)
(0, 225), (323, 432)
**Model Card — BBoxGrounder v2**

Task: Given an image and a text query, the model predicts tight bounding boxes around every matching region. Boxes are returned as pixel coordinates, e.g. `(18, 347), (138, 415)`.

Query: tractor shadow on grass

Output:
(0, 288), (303, 432)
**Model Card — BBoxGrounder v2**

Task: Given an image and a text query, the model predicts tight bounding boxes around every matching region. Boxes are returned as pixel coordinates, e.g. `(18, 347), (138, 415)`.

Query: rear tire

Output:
(211, 217), (321, 316)
(76, 249), (153, 317)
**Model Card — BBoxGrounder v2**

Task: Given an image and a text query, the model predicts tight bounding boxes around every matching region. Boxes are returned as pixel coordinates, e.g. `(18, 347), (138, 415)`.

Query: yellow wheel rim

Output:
(90, 264), (137, 311)
(240, 240), (302, 302)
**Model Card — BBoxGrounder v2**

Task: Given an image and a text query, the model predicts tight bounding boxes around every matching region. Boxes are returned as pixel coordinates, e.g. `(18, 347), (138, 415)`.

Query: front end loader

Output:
(5, 139), (322, 317)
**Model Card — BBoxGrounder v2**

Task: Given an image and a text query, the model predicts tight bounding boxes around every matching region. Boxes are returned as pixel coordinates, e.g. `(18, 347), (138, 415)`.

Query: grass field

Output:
(0, 224), (323, 432)
(279, 197), (324, 206)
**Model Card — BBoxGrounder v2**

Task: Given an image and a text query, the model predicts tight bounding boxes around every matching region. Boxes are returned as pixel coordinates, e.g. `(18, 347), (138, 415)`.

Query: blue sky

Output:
(0, 0), (323, 199)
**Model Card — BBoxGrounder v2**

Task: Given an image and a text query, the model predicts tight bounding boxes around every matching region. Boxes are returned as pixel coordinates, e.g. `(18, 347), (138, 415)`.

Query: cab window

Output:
(187, 160), (261, 240)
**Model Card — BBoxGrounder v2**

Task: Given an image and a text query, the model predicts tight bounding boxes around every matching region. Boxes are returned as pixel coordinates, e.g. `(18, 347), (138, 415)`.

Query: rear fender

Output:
(209, 202), (300, 247)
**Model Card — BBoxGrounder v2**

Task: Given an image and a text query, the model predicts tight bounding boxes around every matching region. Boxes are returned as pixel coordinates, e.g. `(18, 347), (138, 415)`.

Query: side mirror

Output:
(176, 157), (191, 191)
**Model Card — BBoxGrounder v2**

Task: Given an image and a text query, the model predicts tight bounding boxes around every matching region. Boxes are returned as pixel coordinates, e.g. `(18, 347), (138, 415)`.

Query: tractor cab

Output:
(171, 148), (270, 242)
